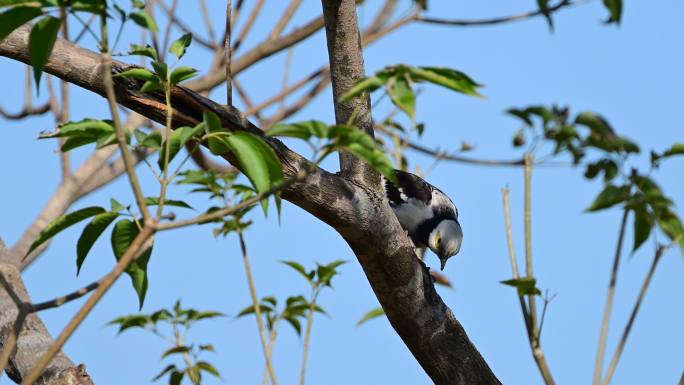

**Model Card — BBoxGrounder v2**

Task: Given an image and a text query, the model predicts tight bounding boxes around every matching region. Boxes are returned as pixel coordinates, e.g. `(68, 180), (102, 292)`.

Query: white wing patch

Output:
(431, 189), (457, 217)
(392, 198), (434, 233)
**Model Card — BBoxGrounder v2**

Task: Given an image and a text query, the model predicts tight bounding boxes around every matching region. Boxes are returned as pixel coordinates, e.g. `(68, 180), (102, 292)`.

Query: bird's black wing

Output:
(384, 169), (434, 206)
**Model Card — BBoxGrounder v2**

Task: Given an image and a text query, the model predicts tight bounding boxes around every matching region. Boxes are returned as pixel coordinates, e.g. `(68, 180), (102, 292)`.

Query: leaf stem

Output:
(156, 80), (174, 219)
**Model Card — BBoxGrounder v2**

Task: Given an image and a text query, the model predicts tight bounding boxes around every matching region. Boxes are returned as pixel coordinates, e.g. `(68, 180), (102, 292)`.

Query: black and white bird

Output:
(382, 170), (463, 270)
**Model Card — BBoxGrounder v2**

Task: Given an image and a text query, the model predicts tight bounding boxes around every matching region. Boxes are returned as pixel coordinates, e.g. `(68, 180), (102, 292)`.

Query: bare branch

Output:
(232, 0), (265, 51)
(157, 1), (217, 49)
(270, 0), (303, 40)
(415, 0), (578, 27)
(593, 207), (630, 385)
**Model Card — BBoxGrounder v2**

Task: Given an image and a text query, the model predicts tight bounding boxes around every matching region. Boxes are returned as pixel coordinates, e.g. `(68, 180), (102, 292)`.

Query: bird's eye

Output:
(435, 235), (441, 247)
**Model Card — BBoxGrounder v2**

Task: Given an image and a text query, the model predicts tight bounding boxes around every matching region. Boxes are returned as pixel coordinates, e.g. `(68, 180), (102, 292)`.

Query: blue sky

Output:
(1, 1), (682, 384)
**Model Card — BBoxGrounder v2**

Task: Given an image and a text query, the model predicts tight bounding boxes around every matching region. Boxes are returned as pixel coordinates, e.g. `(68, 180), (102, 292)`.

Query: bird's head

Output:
(428, 219), (463, 270)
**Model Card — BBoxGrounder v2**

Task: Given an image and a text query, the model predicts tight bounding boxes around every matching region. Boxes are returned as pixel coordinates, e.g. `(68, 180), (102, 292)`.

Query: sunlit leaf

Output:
(130, 10), (158, 31)
(169, 66), (197, 85)
(169, 33), (192, 59)
(111, 219), (153, 309)
(25, 206), (105, 257)
(76, 211), (119, 275)
(500, 277), (541, 296)
(356, 307), (385, 326)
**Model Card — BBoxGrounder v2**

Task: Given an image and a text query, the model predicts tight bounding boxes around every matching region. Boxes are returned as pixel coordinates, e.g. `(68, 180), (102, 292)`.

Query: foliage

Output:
(109, 301), (224, 385)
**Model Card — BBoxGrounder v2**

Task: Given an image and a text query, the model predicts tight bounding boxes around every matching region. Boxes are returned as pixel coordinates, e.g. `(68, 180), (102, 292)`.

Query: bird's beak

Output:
(440, 258), (447, 271)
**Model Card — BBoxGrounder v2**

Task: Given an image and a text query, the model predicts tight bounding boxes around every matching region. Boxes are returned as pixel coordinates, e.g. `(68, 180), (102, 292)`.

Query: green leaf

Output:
(203, 111), (231, 154)
(108, 314), (150, 333)
(152, 364), (177, 382)
(586, 184), (630, 212)
(151, 60), (167, 79)
(76, 211), (119, 275)
(280, 260), (311, 282)
(110, 198), (125, 212)
(129, 43), (158, 61)
(114, 67), (157, 82)
(140, 78), (162, 93)
(283, 316), (302, 335)
(500, 277), (541, 295)
(632, 205), (653, 253)
(575, 111), (615, 136)
(161, 345), (191, 359)
(140, 130), (162, 149)
(169, 370), (183, 385)
(111, 219), (153, 309)
(25, 206), (105, 257)
(169, 33), (192, 59)
(663, 143), (684, 158)
(169, 66), (197, 85)
(236, 304), (273, 317)
(143, 197), (194, 210)
(603, 0), (622, 24)
(0, 6), (42, 42)
(387, 75), (415, 121)
(157, 124), (203, 170)
(196, 361), (221, 379)
(325, 125), (397, 184)
(130, 10), (158, 31)
(536, 0), (554, 30)
(409, 66), (482, 97)
(356, 307), (385, 326)
(29, 16), (62, 89)
(225, 132), (283, 215)
(341, 73), (391, 101)
(267, 120), (329, 140)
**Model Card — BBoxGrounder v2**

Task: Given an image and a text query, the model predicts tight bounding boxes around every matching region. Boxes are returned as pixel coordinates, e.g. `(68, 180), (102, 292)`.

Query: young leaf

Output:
(0, 6), (42, 42)
(387, 75), (415, 121)
(196, 361), (221, 379)
(129, 43), (158, 61)
(356, 307), (385, 326)
(114, 67), (157, 82)
(632, 206), (653, 253)
(143, 197), (194, 210)
(161, 345), (191, 359)
(409, 66), (482, 97)
(76, 211), (120, 275)
(225, 132), (283, 215)
(152, 364), (177, 382)
(280, 260), (312, 282)
(169, 33), (192, 59)
(25, 206), (106, 257)
(267, 120), (328, 140)
(110, 198), (125, 212)
(662, 143), (684, 158)
(29, 16), (62, 89)
(341, 73), (391, 101)
(169, 66), (197, 85)
(500, 277), (541, 295)
(111, 219), (153, 309)
(130, 11), (158, 32)
(603, 0), (622, 24)
(586, 184), (630, 212)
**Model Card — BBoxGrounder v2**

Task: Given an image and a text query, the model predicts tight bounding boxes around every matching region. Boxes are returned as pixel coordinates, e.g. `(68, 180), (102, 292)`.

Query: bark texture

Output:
(0, 241), (93, 385)
(1, 22), (501, 384)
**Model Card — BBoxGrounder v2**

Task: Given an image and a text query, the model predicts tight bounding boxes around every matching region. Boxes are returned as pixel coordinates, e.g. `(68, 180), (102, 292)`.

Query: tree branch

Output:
(1, 27), (501, 384)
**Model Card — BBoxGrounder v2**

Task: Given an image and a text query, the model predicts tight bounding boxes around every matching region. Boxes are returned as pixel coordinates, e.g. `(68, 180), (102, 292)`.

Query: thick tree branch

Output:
(1, 26), (500, 384)
(321, 0), (377, 185)
(0, 242), (93, 385)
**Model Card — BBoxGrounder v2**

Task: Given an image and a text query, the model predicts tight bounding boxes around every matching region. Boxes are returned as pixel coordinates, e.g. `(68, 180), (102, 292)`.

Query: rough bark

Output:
(1, 23), (501, 385)
(0, 241), (93, 385)
(321, 0), (377, 185)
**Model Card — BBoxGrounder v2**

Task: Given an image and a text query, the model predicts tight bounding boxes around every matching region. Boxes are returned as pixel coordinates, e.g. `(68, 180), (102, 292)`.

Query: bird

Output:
(382, 169), (463, 270)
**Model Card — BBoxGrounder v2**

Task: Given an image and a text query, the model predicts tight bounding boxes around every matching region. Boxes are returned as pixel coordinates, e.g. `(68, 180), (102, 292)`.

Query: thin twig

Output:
(100, 16), (152, 222)
(270, 0), (303, 40)
(593, 207), (630, 385)
(246, 68), (328, 116)
(225, 0), (233, 105)
(299, 289), (317, 385)
(30, 281), (100, 313)
(160, 0), (179, 58)
(155, 170), (307, 231)
(198, 0), (217, 42)
(415, 0), (578, 26)
(232, 0), (265, 51)
(524, 154), (538, 332)
(237, 231), (278, 385)
(157, 0), (216, 49)
(19, 226), (154, 385)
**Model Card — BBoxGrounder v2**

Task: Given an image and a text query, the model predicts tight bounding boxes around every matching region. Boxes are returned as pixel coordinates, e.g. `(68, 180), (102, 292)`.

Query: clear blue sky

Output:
(1, 1), (682, 384)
